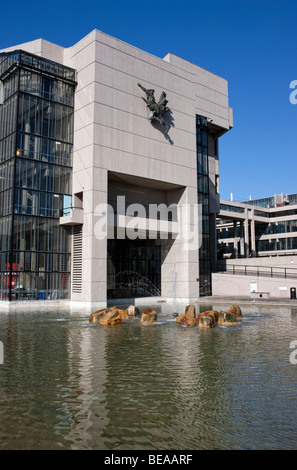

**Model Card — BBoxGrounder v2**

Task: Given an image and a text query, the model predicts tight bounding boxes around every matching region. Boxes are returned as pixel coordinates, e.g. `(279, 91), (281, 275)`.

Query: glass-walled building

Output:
(0, 50), (76, 300)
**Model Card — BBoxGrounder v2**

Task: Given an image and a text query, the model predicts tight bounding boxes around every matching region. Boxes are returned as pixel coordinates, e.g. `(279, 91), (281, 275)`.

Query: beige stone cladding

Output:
(66, 30), (200, 303)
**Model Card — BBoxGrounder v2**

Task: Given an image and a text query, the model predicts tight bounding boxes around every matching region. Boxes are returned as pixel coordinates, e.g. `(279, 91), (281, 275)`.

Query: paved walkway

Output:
(197, 295), (297, 307)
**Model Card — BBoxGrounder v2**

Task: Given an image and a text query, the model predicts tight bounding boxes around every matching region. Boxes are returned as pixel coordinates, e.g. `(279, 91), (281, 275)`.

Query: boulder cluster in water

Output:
(89, 305), (157, 325)
(89, 303), (242, 328)
(176, 304), (242, 328)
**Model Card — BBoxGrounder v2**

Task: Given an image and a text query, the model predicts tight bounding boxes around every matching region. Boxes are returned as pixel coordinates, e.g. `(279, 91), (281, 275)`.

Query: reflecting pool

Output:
(0, 303), (297, 450)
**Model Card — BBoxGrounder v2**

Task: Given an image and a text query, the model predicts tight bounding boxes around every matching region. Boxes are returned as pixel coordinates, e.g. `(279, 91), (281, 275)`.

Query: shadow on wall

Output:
(152, 109), (175, 145)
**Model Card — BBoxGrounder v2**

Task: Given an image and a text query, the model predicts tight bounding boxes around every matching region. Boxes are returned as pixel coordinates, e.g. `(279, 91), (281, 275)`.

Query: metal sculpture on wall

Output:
(137, 83), (170, 132)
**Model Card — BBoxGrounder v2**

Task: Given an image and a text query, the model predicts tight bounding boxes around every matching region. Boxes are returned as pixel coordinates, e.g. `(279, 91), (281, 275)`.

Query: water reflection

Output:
(0, 303), (297, 449)
(62, 327), (109, 449)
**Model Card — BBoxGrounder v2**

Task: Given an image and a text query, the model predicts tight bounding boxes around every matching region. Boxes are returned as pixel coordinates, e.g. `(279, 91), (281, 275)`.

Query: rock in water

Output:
(176, 305), (197, 326)
(127, 305), (140, 316)
(117, 308), (129, 320)
(176, 314), (184, 324)
(218, 311), (237, 326)
(227, 305), (242, 320)
(196, 310), (219, 323)
(176, 314), (196, 326)
(140, 308), (157, 324)
(185, 305), (196, 318)
(89, 306), (123, 325)
(89, 306), (117, 323)
(197, 314), (216, 329)
(99, 309), (122, 326)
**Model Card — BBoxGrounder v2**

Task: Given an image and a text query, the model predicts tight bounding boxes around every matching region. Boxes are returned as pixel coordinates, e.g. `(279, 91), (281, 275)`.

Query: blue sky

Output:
(1, 0), (296, 201)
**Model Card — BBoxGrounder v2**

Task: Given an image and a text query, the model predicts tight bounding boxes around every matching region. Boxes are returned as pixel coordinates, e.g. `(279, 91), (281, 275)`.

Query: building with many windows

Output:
(217, 193), (297, 259)
(213, 193), (297, 299)
(0, 30), (233, 305)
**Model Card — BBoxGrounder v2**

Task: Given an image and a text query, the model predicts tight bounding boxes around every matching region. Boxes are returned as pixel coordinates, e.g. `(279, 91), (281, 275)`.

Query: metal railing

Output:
(214, 263), (297, 279)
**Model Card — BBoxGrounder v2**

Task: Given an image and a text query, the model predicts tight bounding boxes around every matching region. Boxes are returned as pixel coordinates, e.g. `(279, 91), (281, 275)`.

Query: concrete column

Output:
(240, 222), (244, 257)
(161, 186), (199, 301)
(233, 220), (238, 258)
(244, 209), (249, 257)
(251, 209), (256, 257)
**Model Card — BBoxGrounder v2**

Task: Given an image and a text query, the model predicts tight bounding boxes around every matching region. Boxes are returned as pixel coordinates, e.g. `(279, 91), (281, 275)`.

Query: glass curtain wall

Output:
(0, 50), (76, 300)
(196, 115), (212, 296)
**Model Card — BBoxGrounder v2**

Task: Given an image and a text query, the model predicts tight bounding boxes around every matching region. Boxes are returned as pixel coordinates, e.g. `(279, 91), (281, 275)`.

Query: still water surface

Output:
(0, 303), (297, 450)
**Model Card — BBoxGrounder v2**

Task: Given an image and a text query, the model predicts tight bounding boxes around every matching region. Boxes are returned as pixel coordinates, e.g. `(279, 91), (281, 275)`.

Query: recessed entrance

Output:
(107, 239), (161, 299)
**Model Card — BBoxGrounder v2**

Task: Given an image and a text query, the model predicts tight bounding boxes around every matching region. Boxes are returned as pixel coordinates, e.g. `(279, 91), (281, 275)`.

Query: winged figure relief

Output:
(137, 83), (170, 132)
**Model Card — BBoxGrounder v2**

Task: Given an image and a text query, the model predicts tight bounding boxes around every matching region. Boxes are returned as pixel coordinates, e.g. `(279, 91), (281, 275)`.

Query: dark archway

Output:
(107, 239), (161, 299)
